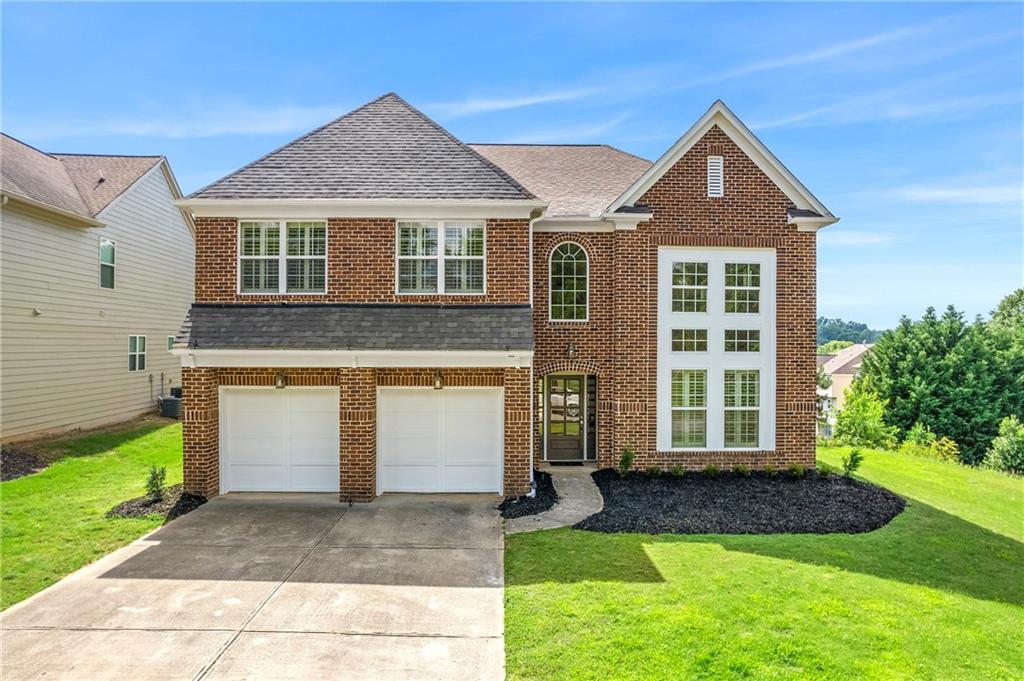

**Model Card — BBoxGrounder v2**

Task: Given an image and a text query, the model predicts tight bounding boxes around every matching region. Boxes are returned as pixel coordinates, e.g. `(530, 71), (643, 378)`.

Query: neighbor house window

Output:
(550, 242), (588, 321)
(128, 335), (146, 372)
(724, 369), (759, 447)
(239, 220), (326, 294)
(671, 262), (708, 312)
(672, 329), (707, 352)
(672, 369), (707, 448)
(396, 220), (484, 294)
(725, 263), (760, 313)
(99, 238), (116, 289)
(167, 336), (175, 352)
(725, 329), (761, 352)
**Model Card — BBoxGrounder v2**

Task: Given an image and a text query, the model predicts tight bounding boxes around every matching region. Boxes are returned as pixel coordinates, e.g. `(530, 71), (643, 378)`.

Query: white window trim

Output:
(236, 220), (328, 296)
(548, 241), (589, 323)
(99, 237), (116, 290)
(129, 335), (147, 372)
(394, 220), (487, 296)
(657, 247), (776, 452)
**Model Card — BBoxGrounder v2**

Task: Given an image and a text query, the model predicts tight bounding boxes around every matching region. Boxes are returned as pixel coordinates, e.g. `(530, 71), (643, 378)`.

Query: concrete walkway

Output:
(505, 464), (604, 534)
(1, 494), (504, 681)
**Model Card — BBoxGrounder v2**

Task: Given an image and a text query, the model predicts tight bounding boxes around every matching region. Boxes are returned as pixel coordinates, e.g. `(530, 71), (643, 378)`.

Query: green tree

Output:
(817, 317), (883, 345)
(991, 288), (1024, 329)
(834, 380), (898, 449)
(817, 340), (854, 354)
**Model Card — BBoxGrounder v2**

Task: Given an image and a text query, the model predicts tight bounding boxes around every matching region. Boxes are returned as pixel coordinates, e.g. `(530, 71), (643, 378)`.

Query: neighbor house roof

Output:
(468, 144), (651, 218)
(1, 133), (162, 221)
(189, 93), (536, 202)
(177, 304), (534, 352)
(816, 354), (832, 368)
(822, 343), (872, 376)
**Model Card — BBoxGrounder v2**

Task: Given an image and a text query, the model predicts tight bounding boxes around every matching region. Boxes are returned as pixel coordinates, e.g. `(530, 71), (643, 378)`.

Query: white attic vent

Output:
(707, 155), (724, 197)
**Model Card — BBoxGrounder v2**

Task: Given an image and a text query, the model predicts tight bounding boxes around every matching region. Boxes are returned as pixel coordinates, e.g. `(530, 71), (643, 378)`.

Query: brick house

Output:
(173, 92), (837, 501)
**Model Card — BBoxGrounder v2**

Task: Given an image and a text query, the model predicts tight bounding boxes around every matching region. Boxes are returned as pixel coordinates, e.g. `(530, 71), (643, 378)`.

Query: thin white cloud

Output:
(501, 112), (633, 144)
(429, 87), (604, 118)
(818, 230), (896, 246)
(13, 103), (344, 140)
(885, 184), (1023, 205)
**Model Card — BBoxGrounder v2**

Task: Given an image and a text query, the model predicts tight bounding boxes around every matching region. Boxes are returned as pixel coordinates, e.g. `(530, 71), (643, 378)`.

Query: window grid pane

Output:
(672, 369), (707, 408)
(672, 262), (708, 312)
(550, 243), (588, 320)
(444, 224), (484, 257)
(286, 222), (326, 257)
(398, 223), (438, 257)
(286, 259), (326, 293)
(724, 369), (760, 408)
(444, 259), (484, 293)
(673, 410), (707, 448)
(398, 259), (438, 293)
(672, 329), (708, 352)
(725, 263), (760, 313)
(725, 410), (759, 448)
(241, 259), (280, 293)
(724, 329), (761, 352)
(672, 369), (707, 447)
(99, 239), (115, 265)
(100, 264), (115, 289)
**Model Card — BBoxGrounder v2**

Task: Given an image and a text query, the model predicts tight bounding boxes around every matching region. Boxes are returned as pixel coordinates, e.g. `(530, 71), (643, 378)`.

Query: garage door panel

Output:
(379, 464), (443, 493)
(444, 465), (500, 492)
(228, 437), (286, 465)
(288, 392), (337, 413)
(287, 465), (338, 492)
(381, 410), (439, 440)
(228, 410), (286, 440)
(288, 437), (338, 465)
(289, 412), (340, 439)
(229, 391), (285, 411)
(229, 465), (286, 492)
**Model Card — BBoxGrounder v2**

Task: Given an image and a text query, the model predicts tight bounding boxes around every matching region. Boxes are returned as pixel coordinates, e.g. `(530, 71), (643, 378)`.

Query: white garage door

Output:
(220, 388), (340, 493)
(378, 388), (503, 493)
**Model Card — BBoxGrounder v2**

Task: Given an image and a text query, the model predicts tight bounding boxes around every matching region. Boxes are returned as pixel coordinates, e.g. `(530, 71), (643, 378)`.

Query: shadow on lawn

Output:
(32, 418), (174, 463)
(508, 499), (1023, 606)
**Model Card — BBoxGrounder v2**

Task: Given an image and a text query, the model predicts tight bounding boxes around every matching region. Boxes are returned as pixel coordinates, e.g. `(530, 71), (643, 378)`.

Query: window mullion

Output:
(278, 221), (287, 293)
(437, 220), (445, 295)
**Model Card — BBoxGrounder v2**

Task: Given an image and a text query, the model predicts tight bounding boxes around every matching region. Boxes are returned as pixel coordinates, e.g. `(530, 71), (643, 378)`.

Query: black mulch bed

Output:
(1, 445), (47, 481)
(575, 468), (906, 535)
(499, 470), (559, 519)
(106, 484), (207, 522)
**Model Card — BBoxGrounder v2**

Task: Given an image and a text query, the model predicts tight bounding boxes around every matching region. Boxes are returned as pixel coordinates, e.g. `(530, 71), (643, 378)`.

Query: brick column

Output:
(339, 367), (376, 501)
(182, 366), (219, 497)
(504, 367), (532, 496)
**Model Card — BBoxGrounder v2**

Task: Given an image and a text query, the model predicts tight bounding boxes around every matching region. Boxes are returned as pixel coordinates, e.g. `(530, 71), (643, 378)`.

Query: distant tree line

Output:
(817, 317), (883, 345)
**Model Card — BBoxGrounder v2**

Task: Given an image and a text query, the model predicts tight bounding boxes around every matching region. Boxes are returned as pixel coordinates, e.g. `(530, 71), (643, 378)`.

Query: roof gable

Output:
(189, 93), (536, 202)
(52, 153), (162, 216)
(1, 134), (90, 217)
(607, 101), (835, 224)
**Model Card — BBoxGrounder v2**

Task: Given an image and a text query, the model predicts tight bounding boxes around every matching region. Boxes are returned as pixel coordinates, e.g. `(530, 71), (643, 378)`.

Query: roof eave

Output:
(788, 215), (840, 232)
(175, 197), (548, 220)
(0, 191), (104, 228)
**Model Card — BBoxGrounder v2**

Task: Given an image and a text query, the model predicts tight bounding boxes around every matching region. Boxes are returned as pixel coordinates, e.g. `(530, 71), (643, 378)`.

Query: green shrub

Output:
(787, 464), (806, 478)
(841, 449), (864, 478)
(669, 464), (686, 478)
(702, 464), (720, 477)
(646, 466), (662, 478)
(733, 464), (751, 477)
(905, 422), (936, 446)
(983, 415), (1024, 476)
(763, 465), (777, 478)
(817, 463), (833, 478)
(834, 383), (899, 449)
(145, 465), (167, 502)
(618, 446), (635, 477)
(899, 428), (960, 463)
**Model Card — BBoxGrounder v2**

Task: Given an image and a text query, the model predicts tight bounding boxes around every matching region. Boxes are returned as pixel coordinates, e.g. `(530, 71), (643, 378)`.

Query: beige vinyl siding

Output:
(0, 165), (194, 441)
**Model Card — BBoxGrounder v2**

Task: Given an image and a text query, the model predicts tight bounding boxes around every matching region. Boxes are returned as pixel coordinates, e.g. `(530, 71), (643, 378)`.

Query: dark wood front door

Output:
(547, 375), (584, 461)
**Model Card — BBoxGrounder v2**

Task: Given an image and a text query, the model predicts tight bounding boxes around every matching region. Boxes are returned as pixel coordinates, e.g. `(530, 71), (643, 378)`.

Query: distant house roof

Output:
(1, 133), (162, 221)
(823, 343), (872, 376)
(468, 144), (651, 218)
(816, 354), (833, 368)
(189, 93), (536, 202)
(177, 304), (534, 352)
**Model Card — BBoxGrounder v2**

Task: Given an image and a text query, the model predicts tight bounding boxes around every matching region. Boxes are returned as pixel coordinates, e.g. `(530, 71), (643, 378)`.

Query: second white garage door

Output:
(377, 388), (503, 494)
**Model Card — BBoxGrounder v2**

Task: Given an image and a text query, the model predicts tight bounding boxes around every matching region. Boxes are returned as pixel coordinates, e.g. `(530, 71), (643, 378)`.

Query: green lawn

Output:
(505, 448), (1024, 680)
(1, 419), (183, 610)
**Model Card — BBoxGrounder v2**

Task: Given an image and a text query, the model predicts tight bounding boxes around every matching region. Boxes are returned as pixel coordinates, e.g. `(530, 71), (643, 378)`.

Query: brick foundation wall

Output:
(533, 124), (817, 471)
(181, 366), (532, 500)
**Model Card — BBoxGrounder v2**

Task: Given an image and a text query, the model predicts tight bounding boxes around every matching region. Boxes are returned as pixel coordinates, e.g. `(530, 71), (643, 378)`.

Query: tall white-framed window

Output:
(99, 238), (116, 289)
(238, 220), (326, 294)
(671, 369), (707, 448)
(657, 247), (776, 451)
(396, 220), (485, 294)
(549, 242), (588, 321)
(128, 335), (146, 372)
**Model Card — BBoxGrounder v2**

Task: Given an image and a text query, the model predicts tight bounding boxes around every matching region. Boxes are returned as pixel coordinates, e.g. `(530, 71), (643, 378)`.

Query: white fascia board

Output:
(607, 100), (836, 221)
(174, 348), (534, 369)
(176, 198), (547, 220)
(789, 215), (840, 232)
(532, 212), (653, 233)
(1, 192), (104, 228)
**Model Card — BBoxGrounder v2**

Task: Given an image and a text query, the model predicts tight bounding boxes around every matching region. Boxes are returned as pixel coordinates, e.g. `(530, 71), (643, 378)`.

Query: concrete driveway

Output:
(0, 494), (504, 681)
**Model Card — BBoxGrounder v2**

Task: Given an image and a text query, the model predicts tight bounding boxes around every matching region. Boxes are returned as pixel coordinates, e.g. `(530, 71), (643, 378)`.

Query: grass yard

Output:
(505, 448), (1024, 680)
(1, 419), (183, 610)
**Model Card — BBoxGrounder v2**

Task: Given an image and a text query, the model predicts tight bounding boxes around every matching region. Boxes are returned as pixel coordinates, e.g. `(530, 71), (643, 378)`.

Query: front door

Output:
(547, 375), (584, 461)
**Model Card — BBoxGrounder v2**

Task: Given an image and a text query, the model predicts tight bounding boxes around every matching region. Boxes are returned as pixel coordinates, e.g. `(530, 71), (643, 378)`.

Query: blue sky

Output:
(3, 2), (1021, 328)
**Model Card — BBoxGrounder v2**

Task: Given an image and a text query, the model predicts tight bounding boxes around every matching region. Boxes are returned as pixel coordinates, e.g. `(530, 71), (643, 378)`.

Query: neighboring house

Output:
(0, 134), (194, 442)
(817, 343), (872, 436)
(172, 92), (837, 500)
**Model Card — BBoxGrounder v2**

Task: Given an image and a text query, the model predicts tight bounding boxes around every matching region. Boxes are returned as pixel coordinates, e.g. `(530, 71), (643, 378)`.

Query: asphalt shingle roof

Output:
(189, 93), (536, 201)
(1, 133), (161, 218)
(468, 144), (652, 217)
(177, 304), (534, 352)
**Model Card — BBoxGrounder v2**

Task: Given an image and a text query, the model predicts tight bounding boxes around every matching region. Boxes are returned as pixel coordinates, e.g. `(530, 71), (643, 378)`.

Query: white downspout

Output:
(526, 213), (540, 497)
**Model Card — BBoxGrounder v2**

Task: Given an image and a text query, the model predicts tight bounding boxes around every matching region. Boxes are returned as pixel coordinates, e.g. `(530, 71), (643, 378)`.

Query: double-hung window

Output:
(672, 369), (707, 447)
(672, 262), (708, 312)
(239, 220), (326, 294)
(724, 370), (760, 447)
(128, 335), (146, 372)
(99, 238), (116, 289)
(725, 263), (760, 313)
(396, 220), (484, 294)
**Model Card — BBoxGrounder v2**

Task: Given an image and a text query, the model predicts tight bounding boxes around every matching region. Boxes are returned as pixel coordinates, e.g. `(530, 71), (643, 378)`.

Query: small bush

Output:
(841, 449), (864, 478)
(786, 464), (806, 478)
(817, 464), (833, 478)
(733, 464), (751, 477)
(763, 465), (777, 478)
(984, 415), (1024, 476)
(146, 465), (167, 502)
(899, 431), (960, 463)
(618, 446), (635, 477)
(669, 464), (686, 478)
(646, 466), (662, 478)
(834, 385), (898, 449)
(905, 422), (936, 447)
(702, 464), (720, 477)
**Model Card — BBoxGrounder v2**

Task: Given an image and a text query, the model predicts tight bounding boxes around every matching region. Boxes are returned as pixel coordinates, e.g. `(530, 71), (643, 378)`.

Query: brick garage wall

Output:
(532, 125), (816, 471)
(182, 366), (531, 500)
(193, 217), (529, 304)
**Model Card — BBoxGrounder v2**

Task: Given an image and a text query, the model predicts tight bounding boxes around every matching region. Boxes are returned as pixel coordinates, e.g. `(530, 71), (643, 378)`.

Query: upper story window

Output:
(672, 262), (708, 312)
(707, 155), (724, 197)
(396, 220), (484, 295)
(550, 242), (588, 321)
(99, 238), (116, 289)
(239, 220), (326, 294)
(725, 263), (760, 313)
